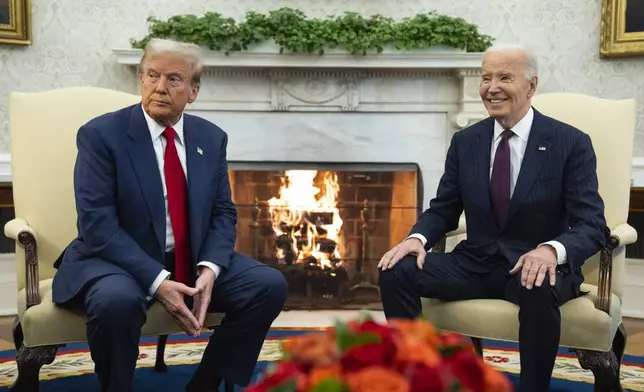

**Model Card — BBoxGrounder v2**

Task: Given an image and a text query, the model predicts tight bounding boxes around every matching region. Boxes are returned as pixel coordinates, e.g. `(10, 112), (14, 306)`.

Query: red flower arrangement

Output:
(246, 314), (513, 392)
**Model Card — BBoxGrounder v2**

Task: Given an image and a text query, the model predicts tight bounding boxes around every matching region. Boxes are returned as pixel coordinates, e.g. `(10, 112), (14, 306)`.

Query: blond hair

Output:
(139, 38), (204, 86)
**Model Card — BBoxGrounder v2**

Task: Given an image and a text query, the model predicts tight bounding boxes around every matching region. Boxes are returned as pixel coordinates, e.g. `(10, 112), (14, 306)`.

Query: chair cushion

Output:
(18, 279), (225, 347)
(422, 283), (621, 352)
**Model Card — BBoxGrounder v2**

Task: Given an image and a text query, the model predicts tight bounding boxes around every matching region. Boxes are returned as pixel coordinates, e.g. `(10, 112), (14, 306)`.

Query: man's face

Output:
(140, 53), (199, 126)
(479, 50), (537, 128)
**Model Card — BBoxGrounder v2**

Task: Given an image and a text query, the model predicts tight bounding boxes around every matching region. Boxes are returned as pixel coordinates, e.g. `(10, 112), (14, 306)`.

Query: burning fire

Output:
(267, 170), (343, 269)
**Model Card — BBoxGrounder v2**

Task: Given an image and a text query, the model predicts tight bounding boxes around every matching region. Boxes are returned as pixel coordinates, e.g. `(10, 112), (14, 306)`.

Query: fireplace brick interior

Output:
(228, 167), (418, 310)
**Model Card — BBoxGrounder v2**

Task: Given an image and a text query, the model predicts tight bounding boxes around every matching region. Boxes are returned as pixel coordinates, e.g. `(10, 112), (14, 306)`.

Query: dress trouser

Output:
(61, 251), (288, 392)
(379, 252), (580, 392)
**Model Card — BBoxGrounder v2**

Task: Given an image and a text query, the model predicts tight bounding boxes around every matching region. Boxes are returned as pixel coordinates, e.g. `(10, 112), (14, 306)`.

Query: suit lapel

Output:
(126, 105), (166, 250)
(184, 116), (208, 259)
(506, 110), (552, 225)
(472, 120), (498, 230)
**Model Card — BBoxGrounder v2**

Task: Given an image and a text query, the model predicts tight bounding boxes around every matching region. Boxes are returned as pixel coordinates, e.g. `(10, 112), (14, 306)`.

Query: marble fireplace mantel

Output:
(113, 48), (486, 129)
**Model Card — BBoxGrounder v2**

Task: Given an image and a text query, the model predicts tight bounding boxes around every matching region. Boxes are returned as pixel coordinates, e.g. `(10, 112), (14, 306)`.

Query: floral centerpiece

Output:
(247, 314), (513, 391)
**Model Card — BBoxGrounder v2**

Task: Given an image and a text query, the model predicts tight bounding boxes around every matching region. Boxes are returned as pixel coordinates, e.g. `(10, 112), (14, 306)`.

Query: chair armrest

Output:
(4, 218), (37, 241)
(446, 215), (466, 238)
(4, 218), (41, 308)
(596, 223), (636, 314)
(610, 223), (637, 246)
(431, 215), (466, 253)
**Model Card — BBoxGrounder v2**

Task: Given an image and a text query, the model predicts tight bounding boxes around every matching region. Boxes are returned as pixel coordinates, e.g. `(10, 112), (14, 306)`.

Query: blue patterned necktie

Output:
(490, 130), (514, 227)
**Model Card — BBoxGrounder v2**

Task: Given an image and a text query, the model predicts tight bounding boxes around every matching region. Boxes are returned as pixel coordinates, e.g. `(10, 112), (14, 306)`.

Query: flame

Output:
(267, 170), (343, 269)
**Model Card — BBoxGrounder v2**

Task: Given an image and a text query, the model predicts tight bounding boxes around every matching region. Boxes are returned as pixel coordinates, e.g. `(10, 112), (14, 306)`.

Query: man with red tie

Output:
(377, 45), (609, 392)
(51, 38), (287, 392)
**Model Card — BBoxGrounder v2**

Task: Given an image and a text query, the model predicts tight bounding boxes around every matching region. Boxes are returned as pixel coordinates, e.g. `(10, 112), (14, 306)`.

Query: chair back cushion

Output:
(531, 93), (636, 298)
(9, 87), (141, 290)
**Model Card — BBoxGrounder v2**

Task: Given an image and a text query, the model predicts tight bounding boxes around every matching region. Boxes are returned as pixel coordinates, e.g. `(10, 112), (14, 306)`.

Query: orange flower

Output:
(282, 332), (339, 367)
(307, 364), (342, 388)
(345, 366), (410, 392)
(389, 319), (439, 347)
(394, 338), (440, 368)
(483, 363), (513, 392)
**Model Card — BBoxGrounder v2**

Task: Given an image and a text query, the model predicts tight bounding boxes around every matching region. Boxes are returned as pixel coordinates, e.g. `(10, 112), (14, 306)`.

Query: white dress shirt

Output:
(409, 107), (567, 264)
(142, 109), (222, 297)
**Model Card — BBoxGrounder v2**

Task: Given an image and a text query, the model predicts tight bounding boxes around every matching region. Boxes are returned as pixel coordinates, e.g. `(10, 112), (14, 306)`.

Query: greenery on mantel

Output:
(130, 8), (494, 55)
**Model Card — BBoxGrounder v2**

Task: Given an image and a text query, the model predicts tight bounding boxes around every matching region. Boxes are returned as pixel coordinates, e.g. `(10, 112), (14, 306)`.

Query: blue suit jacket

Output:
(52, 104), (237, 304)
(411, 109), (609, 287)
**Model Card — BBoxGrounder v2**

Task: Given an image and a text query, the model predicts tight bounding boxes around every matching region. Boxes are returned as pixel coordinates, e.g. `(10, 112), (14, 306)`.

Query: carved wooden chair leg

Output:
(574, 348), (621, 392)
(471, 337), (484, 358)
(9, 344), (61, 392)
(574, 323), (627, 392)
(12, 317), (23, 352)
(154, 334), (169, 372)
(609, 323), (628, 391)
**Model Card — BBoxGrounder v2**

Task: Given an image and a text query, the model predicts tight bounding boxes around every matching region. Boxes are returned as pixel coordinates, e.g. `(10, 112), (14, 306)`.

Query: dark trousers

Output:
(61, 252), (288, 392)
(378, 252), (580, 392)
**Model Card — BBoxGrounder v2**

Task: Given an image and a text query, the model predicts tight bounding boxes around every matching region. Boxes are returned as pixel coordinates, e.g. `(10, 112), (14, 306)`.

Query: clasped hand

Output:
(155, 267), (216, 337)
(510, 246), (558, 289)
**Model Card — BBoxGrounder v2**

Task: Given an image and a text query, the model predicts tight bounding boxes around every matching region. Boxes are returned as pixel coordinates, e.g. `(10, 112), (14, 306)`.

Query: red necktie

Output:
(490, 130), (514, 227)
(162, 127), (190, 284)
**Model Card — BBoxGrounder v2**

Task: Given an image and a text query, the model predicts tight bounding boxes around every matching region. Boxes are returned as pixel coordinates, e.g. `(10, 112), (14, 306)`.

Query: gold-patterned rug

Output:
(0, 334), (642, 391)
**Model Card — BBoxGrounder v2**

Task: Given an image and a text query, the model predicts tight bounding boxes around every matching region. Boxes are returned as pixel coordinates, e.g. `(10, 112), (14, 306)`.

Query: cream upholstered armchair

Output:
(5, 87), (224, 391)
(424, 93), (638, 390)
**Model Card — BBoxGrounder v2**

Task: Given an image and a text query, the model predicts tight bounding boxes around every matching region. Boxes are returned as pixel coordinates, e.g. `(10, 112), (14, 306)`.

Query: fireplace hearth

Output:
(229, 163), (420, 310)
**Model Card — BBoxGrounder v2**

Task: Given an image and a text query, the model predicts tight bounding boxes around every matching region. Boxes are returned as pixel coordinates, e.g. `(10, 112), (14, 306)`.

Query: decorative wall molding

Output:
(623, 258), (644, 319)
(270, 76), (360, 111)
(631, 157), (644, 187)
(0, 253), (16, 316)
(0, 153), (10, 183)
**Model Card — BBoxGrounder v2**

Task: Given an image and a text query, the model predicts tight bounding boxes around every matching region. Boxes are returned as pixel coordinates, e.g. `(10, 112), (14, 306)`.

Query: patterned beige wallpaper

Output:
(0, 0), (642, 155)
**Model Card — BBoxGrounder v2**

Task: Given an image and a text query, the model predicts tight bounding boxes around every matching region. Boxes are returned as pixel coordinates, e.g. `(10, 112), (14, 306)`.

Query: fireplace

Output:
(229, 162), (421, 310)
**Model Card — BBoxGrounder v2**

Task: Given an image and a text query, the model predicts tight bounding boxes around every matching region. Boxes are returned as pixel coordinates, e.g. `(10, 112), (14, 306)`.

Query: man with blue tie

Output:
(378, 44), (609, 392)
(51, 38), (288, 392)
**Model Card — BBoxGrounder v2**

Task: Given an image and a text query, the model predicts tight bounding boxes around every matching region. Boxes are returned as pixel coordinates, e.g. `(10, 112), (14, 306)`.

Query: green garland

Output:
(130, 8), (494, 55)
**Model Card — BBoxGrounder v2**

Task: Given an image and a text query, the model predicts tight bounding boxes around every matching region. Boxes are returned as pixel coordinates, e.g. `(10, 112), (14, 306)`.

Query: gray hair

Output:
(484, 44), (538, 80)
(139, 38), (204, 86)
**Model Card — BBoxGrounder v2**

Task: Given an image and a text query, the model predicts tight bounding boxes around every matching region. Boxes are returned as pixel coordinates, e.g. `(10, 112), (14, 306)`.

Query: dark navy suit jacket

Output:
(410, 109), (609, 287)
(52, 104), (237, 304)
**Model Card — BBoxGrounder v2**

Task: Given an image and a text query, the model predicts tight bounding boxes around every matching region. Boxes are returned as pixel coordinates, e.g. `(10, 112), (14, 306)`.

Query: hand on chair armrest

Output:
(610, 223), (637, 247)
(4, 218), (37, 242)
(445, 215), (466, 238)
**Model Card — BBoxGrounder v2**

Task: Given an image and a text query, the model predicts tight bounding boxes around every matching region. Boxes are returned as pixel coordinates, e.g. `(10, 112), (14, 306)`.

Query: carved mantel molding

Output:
(113, 48), (483, 70)
(113, 48), (486, 129)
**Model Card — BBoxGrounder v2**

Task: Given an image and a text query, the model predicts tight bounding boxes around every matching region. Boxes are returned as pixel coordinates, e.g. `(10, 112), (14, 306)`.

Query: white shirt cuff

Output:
(148, 269), (171, 300)
(197, 261), (221, 280)
(539, 241), (567, 265)
(407, 233), (427, 246)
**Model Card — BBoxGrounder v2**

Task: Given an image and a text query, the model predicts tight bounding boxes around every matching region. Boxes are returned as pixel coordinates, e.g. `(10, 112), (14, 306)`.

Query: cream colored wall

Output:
(0, 0), (642, 154)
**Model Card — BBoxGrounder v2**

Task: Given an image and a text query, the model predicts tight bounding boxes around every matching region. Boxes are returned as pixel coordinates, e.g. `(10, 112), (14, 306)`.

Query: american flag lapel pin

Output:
(197, 147), (203, 155)
(538, 146), (546, 151)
